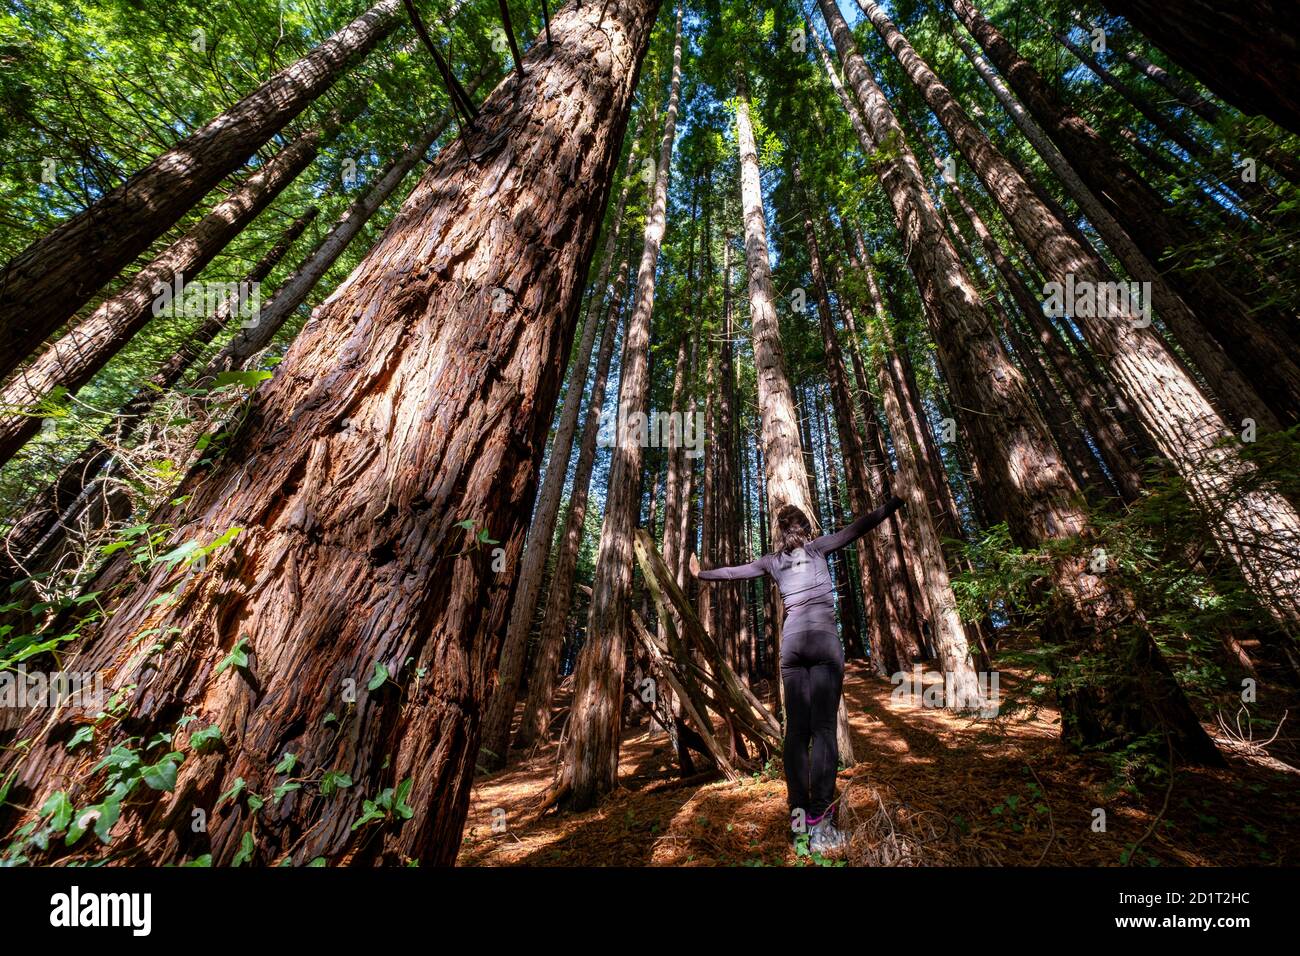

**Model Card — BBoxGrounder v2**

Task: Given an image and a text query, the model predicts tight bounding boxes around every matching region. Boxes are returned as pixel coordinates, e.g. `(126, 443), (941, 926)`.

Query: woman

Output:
(690, 495), (904, 854)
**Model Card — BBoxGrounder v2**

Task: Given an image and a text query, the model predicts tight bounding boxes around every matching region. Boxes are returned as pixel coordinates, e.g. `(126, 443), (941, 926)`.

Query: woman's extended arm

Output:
(694, 553), (768, 581)
(811, 495), (905, 553)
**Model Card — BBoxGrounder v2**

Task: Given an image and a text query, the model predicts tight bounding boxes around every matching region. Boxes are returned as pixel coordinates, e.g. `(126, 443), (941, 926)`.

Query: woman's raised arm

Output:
(811, 495), (904, 553)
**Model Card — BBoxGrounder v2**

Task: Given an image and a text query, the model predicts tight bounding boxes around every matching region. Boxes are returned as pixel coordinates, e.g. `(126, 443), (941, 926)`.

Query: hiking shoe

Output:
(809, 817), (847, 857)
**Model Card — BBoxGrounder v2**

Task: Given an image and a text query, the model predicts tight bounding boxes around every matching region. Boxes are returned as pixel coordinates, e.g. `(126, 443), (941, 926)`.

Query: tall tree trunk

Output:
(517, 237), (632, 751)
(477, 105), (650, 772)
(0, 0), (406, 379)
(0, 0), (662, 866)
(735, 73), (816, 537)
(816, 0), (1221, 761)
(873, 0), (1300, 628)
(558, 3), (681, 812)
(861, 266), (980, 704)
(0, 108), (359, 467)
(1100, 0), (1300, 136)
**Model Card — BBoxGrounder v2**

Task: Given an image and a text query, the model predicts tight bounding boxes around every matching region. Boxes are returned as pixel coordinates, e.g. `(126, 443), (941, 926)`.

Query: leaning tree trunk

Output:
(558, 2), (681, 813)
(1100, 0), (1300, 136)
(477, 106), (650, 772)
(816, 0), (1221, 761)
(0, 206), (319, 587)
(1, 92), (476, 587)
(948, 29), (1283, 436)
(0, 0), (406, 380)
(870, 0), (1300, 628)
(948, 0), (1300, 429)
(0, 106), (360, 467)
(0, 0), (662, 867)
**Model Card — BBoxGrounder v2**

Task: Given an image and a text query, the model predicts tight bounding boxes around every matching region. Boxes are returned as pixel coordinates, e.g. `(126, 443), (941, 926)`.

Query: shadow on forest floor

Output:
(457, 659), (1300, 866)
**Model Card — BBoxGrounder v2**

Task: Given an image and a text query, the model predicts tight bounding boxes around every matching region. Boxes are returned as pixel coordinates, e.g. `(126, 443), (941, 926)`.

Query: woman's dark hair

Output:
(774, 504), (812, 554)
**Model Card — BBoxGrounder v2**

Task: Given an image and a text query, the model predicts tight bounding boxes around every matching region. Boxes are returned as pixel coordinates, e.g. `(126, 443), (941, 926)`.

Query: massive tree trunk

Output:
(0, 108), (359, 467)
(0, 207), (319, 588)
(477, 106), (650, 772)
(1100, 0), (1300, 136)
(0, 0), (661, 866)
(558, 3), (680, 812)
(0, 0), (406, 380)
(517, 238), (632, 751)
(871, 0), (1300, 628)
(816, 0), (1221, 761)
(948, 0), (1300, 429)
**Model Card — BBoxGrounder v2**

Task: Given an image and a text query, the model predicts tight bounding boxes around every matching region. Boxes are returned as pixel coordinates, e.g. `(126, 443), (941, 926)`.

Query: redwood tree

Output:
(0, 0), (663, 866)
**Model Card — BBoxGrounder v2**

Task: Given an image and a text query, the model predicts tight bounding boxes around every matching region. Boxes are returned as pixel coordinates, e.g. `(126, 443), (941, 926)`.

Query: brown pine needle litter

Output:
(458, 661), (1300, 867)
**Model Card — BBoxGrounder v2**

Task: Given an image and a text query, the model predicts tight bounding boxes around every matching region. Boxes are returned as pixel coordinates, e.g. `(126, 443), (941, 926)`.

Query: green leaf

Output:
(394, 777), (414, 820)
(141, 753), (182, 791)
(274, 753), (298, 775)
(41, 791), (73, 831)
(272, 781), (301, 804)
(189, 724), (222, 753)
(215, 777), (245, 809)
(231, 831), (255, 867)
(351, 799), (385, 831)
(212, 370), (273, 389)
(66, 726), (94, 752)
(367, 661), (388, 691)
(319, 770), (353, 797)
(215, 637), (250, 676)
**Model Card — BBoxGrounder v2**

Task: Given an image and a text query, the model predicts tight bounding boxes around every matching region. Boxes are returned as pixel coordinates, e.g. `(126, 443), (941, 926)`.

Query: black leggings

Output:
(780, 628), (845, 821)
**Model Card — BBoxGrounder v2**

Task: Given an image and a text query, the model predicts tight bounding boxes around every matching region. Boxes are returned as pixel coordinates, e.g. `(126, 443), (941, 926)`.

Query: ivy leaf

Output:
(41, 791), (73, 831)
(367, 661), (388, 691)
(231, 831), (255, 867)
(319, 770), (353, 797)
(274, 752), (298, 775)
(212, 370), (273, 389)
(215, 637), (250, 676)
(66, 726), (94, 752)
(142, 752), (183, 791)
(189, 724), (222, 753)
(394, 777), (414, 820)
(215, 777), (245, 810)
(351, 799), (385, 831)
(272, 781), (301, 805)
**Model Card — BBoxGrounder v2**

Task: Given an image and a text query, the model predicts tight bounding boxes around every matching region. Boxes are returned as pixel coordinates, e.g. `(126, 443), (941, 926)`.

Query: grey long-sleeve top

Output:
(698, 496), (904, 635)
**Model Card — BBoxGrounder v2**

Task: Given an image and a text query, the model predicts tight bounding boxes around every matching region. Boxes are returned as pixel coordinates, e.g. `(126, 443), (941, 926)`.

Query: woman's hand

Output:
(688, 552), (701, 578)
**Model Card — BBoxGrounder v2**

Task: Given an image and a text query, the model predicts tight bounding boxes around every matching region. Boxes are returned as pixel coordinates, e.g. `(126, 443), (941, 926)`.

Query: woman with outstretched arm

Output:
(690, 495), (904, 855)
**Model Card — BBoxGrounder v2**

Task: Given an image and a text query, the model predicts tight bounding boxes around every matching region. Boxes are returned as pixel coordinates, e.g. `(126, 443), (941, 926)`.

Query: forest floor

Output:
(458, 661), (1300, 867)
